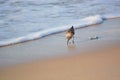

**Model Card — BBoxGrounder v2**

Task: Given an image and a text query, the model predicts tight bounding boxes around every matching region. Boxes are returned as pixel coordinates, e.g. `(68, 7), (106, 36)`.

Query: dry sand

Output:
(0, 18), (120, 80)
(0, 43), (120, 80)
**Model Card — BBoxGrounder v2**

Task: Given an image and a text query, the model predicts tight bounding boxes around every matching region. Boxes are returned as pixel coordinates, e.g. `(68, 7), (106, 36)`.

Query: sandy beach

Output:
(0, 18), (120, 80)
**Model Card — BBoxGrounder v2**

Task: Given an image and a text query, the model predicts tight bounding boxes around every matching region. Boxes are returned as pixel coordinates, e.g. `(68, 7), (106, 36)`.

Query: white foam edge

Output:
(0, 14), (120, 47)
(102, 13), (120, 19)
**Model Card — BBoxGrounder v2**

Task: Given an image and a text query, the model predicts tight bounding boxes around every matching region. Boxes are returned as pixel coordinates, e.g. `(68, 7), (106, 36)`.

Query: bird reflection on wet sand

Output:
(67, 44), (76, 50)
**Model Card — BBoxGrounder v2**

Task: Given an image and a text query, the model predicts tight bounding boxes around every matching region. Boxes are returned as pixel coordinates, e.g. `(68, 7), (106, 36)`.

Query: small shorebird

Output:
(66, 26), (75, 45)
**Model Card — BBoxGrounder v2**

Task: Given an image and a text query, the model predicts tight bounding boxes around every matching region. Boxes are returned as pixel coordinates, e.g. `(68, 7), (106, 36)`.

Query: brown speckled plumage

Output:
(66, 26), (75, 45)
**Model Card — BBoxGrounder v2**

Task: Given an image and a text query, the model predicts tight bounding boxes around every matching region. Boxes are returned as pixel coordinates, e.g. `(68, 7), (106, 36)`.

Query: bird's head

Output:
(71, 26), (74, 29)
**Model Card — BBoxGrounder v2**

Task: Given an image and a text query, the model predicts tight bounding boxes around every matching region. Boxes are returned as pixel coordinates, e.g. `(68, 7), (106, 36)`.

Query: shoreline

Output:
(0, 14), (120, 47)
(0, 18), (120, 80)
(0, 18), (120, 67)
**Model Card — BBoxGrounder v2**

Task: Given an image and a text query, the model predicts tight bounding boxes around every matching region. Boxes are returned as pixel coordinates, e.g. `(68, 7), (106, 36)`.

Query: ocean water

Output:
(0, 0), (120, 46)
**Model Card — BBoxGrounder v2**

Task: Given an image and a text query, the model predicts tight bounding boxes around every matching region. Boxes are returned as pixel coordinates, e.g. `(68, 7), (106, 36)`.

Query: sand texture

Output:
(0, 18), (120, 80)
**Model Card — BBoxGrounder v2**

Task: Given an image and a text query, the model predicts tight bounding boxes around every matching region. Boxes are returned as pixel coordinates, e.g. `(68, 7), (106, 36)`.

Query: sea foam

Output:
(0, 14), (120, 47)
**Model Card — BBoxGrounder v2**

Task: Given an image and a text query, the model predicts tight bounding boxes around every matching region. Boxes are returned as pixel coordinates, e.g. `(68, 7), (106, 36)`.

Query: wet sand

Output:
(0, 18), (120, 80)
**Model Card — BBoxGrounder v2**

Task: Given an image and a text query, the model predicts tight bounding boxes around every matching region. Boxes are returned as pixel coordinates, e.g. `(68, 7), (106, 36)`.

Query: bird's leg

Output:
(72, 36), (74, 44)
(67, 39), (69, 45)
(67, 38), (71, 45)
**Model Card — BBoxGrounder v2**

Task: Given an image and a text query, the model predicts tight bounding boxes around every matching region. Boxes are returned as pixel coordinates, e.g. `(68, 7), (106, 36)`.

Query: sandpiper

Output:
(66, 26), (75, 45)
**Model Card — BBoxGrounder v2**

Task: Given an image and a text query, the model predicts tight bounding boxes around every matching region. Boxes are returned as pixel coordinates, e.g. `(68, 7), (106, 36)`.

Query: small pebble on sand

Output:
(89, 36), (99, 40)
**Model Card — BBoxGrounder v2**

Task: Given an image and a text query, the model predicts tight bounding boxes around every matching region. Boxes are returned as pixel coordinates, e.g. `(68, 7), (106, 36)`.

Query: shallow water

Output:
(0, 0), (120, 45)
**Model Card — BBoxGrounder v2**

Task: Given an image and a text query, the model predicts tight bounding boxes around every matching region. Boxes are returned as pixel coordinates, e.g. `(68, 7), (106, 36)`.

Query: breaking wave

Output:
(0, 14), (120, 47)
